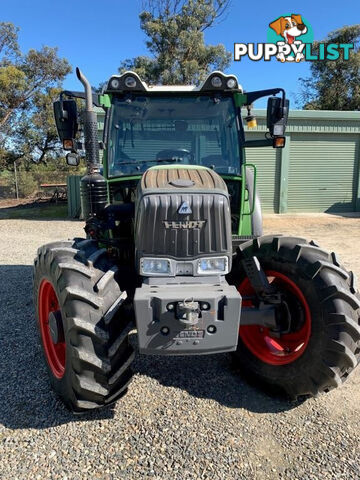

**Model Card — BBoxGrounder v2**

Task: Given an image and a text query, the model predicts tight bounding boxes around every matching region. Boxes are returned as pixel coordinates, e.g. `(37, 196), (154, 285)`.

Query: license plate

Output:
(176, 330), (205, 339)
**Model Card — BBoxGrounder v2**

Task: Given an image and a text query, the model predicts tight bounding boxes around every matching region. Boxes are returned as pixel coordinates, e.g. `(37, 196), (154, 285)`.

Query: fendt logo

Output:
(178, 201), (192, 214)
(163, 220), (206, 229)
(234, 14), (354, 63)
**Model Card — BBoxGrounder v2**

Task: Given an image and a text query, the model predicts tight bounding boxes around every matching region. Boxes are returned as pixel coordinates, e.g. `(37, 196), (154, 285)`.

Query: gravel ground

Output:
(0, 214), (359, 480)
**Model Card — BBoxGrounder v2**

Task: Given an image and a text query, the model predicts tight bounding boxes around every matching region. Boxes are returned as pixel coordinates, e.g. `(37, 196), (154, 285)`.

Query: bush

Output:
(0, 170), (16, 198)
(0, 156), (87, 199)
(17, 170), (38, 197)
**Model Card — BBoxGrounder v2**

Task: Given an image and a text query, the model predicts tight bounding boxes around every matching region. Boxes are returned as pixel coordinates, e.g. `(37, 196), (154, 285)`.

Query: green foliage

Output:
(299, 25), (360, 110)
(30, 159), (86, 184)
(0, 25), (71, 129)
(0, 22), (20, 59)
(16, 170), (38, 197)
(11, 87), (64, 166)
(0, 159), (85, 198)
(119, 0), (232, 85)
(0, 21), (71, 173)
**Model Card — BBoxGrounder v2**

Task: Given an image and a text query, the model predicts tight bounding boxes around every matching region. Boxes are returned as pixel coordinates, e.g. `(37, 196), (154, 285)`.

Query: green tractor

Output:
(33, 68), (360, 412)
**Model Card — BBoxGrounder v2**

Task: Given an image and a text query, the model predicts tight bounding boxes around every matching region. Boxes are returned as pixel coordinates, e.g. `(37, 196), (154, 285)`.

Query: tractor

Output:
(33, 68), (360, 412)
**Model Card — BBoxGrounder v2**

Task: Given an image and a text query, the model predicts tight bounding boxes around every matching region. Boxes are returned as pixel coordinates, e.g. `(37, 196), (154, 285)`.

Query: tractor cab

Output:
(102, 71), (288, 177)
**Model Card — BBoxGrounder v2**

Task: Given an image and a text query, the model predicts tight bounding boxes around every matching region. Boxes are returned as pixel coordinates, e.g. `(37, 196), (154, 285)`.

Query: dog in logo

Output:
(269, 14), (308, 62)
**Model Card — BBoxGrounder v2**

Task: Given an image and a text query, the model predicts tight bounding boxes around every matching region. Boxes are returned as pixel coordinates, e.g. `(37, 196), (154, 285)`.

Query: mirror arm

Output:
(243, 139), (273, 148)
(245, 88), (286, 110)
(60, 90), (102, 108)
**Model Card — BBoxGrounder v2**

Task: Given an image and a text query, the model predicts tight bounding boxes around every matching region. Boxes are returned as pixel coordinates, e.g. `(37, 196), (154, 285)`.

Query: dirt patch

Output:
(264, 213), (360, 278)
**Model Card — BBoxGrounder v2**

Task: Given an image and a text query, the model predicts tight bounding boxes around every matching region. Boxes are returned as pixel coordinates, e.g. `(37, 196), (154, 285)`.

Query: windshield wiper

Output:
(117, 158), (181, 166)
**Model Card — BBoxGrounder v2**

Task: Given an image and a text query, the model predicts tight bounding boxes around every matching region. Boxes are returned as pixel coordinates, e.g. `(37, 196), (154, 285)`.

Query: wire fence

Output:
(0, 164), (84, 200)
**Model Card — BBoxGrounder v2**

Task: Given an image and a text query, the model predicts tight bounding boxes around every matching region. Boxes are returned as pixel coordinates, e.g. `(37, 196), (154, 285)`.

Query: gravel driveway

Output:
(0, 214), (359, 480)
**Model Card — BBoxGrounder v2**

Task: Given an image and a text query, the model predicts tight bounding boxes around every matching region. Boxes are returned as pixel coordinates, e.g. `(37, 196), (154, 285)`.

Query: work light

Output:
(110, 78), (120, 89)
(124, 76), (137, 88)
(226, 78), (237, 89)
(211, 76), (222, 88)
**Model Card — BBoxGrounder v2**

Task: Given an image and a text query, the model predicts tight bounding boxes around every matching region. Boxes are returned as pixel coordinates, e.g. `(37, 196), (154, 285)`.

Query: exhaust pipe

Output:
(76, 67), (100, 174)
(76, 67), (107, 221)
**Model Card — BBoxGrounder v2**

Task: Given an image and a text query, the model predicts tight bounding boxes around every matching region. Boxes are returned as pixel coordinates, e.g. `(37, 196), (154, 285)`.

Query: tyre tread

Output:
(33, 238), (134, 413)
(230, 234), (360, 400)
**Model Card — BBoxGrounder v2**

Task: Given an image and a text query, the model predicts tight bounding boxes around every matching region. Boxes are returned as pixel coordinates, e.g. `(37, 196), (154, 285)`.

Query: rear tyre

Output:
(33, 239), (134, 412)
(228, 235), (360, 399)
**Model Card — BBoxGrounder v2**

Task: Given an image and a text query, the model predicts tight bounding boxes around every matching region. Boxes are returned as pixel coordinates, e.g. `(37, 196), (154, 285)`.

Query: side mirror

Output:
(66, 152), (80, 166)
(267, 96), (289, 137)
(53, 99), (78, 151)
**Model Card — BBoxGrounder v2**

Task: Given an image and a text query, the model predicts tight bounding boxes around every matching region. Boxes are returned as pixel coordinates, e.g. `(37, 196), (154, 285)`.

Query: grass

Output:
(0, 203), (68, 220)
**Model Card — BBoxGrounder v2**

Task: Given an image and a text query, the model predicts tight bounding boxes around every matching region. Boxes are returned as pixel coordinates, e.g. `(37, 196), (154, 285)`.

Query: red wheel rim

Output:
(238, 270), (311, 365)
(38, 280), (66, 378)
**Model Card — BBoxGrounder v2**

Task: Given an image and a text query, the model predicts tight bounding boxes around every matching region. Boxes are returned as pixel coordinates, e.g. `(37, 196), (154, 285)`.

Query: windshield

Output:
(107, 94), (241, 177)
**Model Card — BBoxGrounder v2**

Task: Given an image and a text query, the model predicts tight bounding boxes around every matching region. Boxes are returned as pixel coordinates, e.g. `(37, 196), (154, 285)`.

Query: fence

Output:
(0, 166), (62, 199)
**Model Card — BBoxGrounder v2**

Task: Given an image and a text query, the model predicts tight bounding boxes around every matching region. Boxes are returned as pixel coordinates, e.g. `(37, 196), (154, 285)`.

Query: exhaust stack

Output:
(76, 67), (100, 174)
(77, 67), (107, 221)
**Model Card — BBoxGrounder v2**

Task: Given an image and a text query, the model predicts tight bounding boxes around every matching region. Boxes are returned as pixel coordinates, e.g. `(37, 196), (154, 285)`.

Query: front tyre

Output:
(33, 239), (134, 412)
(228, 236), (360, 399)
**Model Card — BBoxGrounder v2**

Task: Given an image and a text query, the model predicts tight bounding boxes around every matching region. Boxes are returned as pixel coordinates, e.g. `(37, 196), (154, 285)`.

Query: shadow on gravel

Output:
(325, 210), (360, 218)
(0, 264), (114, 430)
(0, 200), (72, 221)
(131, 337), (302, 415)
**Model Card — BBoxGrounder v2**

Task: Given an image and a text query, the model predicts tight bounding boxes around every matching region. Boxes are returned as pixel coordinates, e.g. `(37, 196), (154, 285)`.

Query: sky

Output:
(2, 0), (359, 108)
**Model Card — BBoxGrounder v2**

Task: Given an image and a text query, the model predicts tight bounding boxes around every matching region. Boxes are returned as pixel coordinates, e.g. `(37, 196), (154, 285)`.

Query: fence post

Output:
(14, 161), (19, 200)
(278, 135), (291, 214)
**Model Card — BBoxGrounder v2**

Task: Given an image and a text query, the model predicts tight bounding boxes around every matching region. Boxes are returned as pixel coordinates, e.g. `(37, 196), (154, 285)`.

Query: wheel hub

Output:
(238, 270), (311, 365)
(38, 279), (66, 378)
(48, 310), (64, 344)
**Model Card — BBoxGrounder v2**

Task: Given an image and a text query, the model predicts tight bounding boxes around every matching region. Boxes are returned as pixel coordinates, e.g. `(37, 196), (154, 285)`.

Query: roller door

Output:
(287, 134), (358, 212)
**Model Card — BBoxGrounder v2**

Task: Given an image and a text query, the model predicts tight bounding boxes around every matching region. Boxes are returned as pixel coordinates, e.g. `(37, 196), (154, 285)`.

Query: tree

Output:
(9, 87), (63, 167)
(298, 25), (360, 110)
(0, 22), (71, 166)
(0, 44), (71, 129)
(119, 0), (232, 85)
(0, 22), (20, 58)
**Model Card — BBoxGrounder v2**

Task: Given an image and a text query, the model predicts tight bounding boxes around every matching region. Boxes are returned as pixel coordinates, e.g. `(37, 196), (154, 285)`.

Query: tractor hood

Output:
(134, 165), (232, 276)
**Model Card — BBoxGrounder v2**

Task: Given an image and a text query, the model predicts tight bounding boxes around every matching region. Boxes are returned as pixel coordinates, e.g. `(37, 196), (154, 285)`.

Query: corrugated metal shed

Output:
(67, 175), (82, 218)
(245, 110), (360, 213)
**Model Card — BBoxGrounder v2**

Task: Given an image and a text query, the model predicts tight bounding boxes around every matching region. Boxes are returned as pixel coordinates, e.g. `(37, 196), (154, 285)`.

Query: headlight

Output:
(140, 258), (171, 275)
(197, 257), (228, 275)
